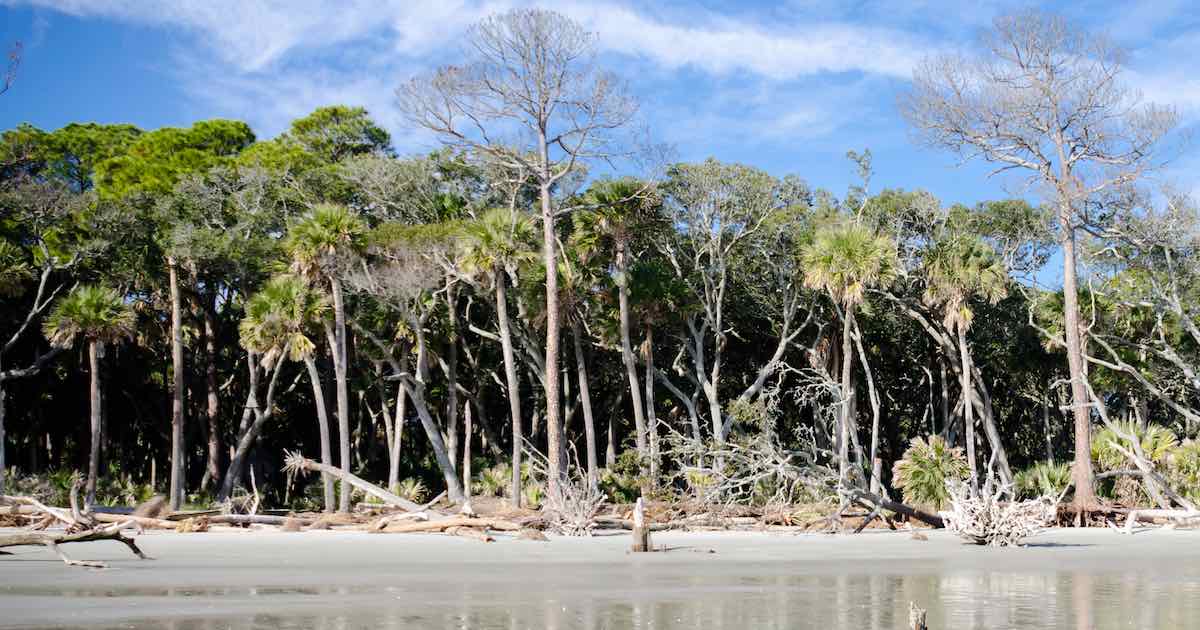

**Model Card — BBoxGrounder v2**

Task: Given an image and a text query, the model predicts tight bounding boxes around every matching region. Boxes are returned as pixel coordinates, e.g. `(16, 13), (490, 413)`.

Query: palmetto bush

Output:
(1091, 421), (1177, 471)
(1013, 461), (1071, 500)
(1166, 440), (1200, 506)
(394, 478), (428, 503)
(892, 436), (970, 511)
(473, 463), (511, 497)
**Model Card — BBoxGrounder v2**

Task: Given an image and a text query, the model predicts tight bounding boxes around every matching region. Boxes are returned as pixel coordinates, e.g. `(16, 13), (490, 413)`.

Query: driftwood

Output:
(446, 526), (494, 542)
(909, 602), (928, 630)
(0, 520), (151, 568)
(849, 489), (945, 528)
(93, 513), (176, 529)
(1120, 509), (1200, 534)
(631, 498), (653, 552)
(283, 451), (429, 511)
(375, 516), (521, 534)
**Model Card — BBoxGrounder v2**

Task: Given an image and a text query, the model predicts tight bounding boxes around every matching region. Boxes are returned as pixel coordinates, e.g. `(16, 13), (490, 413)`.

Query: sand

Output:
(2, 527), (1198, 628)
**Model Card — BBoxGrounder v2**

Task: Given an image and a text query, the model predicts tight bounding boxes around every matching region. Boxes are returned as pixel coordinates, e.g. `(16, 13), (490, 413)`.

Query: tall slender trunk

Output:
(388, 354), (407, 492)
(496, 269), (523, 506)
(401, 380), (464, 502)
(939, 359), (950, 442)
(539, 179), (563, 495)
(1042, 395), (1054, 463)
(462, 404), (472, 499)
(0, 375), (7, 494)
(202, 305), (221, 492)
(1060, 215), (1097, 510)
(304, 356), (336, 513)
(958, 324), (977, 487)
(838, 308), (854, 485)
(606, 415), (616, 470)
(444, 287), (459, 481)
(644, 326), (659, 484)
(616, 243), (647, 461)
(572, 319), (598, 486)
(329, 276), (351, 513)
(168, 259), (185, 510)
(86, 341), (103, 505)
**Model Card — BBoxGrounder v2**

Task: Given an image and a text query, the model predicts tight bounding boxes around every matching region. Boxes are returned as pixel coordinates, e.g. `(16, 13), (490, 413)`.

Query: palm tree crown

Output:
(922, 233), (1008, 332)
(283, 202), (367, 279)
(239, 275), (329, 366)
(460, 207), (538, 280)
(43, 285), (137, 348)
(801, 222), (899, 309)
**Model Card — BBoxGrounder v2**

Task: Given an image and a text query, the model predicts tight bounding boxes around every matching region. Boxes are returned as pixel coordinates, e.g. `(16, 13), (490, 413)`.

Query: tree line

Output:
(0, 9), (1196, 516)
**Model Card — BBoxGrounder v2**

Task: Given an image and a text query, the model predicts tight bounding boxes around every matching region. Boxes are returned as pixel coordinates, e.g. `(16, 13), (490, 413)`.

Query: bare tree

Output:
(398, 9), (636, 490)
(900, 10), (1180, 512)
(0, 41), (19, 97)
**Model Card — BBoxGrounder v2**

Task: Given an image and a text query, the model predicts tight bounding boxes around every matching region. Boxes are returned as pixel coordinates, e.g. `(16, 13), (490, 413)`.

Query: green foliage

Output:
(239, 275), (329, 363)
(891, 436), (970, 510)
(394, 477), (428, 503)
(95, 119), (254, 197)
(1091, 422), (1178, 471)
(284, 203), (367, 279)
(802, 222), (899, 308)
(1167, 441), (1200, 506)
(283, 105), (391, 163)
(598, 449), (646, 503)
(921, 232), (1008, 332)
(1013, 461), (1071, 500)
(472, 462), (511, 497)
(522, 482), (544, 509)
(42, 284), (137, 348)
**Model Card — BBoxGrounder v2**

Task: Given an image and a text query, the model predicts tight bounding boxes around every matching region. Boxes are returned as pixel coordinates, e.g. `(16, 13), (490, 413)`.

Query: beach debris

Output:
(132, 495), (169, 518)
(909, 602), (928, 630)
(940, 478), (1056, 547)
(517, 528), (549, 541)
(1119, 508), (1200, 534)
(282, 451), (431, 512)
(631, 497), (653, 552)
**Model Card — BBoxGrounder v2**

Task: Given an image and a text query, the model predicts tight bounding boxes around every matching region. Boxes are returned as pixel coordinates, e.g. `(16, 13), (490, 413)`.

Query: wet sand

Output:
(2, 527), (1198, 628)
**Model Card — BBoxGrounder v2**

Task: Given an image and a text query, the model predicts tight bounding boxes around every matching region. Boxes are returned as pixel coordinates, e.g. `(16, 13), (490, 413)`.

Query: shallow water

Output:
(9, 568), (1200, 629)
(4, 530), (1200, 629)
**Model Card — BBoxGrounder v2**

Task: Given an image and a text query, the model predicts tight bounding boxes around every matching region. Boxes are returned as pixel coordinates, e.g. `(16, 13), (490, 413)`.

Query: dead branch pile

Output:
(940, 478), (1056, 547)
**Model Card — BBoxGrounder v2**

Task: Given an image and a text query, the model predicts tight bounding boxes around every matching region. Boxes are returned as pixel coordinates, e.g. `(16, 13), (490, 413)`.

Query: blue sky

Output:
(2, 0), (1198, 214)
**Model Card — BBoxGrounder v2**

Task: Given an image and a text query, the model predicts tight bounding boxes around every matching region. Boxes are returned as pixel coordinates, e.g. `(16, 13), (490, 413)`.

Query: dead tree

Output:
(901, 9), (1180, 513)
(0, 41), (19, 96)
(0, 521), (150, 568)
(399, 8), (637, 492)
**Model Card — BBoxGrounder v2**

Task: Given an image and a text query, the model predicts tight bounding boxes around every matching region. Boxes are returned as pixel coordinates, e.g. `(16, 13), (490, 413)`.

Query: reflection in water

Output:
(14, 568), (1200, 629)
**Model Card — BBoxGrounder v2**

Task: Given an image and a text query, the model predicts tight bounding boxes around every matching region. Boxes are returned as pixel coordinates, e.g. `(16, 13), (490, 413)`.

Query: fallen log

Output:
(446, 526), (494, 543)
(375, 516), (521, 534)
(207, 514), (310, 527)
(283, 451), (429, 512)
(1121, 508), (1200, 534)
(0, 521), (151, 568)
(0, 495), (75, 527)
(849, 489), (944, 528)
(93, 513), (176, 529)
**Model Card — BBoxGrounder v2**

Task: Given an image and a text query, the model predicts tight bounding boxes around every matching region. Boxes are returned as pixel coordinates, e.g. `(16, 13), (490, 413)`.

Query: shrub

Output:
(473, 463), (510, 497)
(522, 482), (544, 509)
(394, 478), (428, 503)
(1091, 421), (1177, 471)
(892, 436), (970, 511)
(1013, 461), (1071, 500)
(1167, 440), (1200, 506)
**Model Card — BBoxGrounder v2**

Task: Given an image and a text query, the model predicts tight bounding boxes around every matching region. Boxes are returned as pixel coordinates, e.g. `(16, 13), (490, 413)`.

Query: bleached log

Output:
(374, 516), (521, 534)
(283, 451), (429, 512)
(1122, 509), (1200, 534)
(0, 520), (151, 568)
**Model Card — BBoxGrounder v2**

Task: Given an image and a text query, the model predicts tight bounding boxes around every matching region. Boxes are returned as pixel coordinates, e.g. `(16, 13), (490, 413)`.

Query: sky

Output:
(1, 0), (1199, 212)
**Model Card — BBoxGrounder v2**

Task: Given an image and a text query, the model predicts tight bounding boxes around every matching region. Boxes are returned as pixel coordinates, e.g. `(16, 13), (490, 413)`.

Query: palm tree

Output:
(802, 223), (898, 485)
(43, 285), (136, 505)
(922, 232), (1010, 487)
(284, 203), (366, 512)
(461, 207), (537, 504)
(576, 178), (657, 465)
(239, 275), (336, 512)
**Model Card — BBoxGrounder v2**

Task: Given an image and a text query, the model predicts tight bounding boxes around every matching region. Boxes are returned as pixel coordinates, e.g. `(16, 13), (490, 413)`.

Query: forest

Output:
(1, 9), (1198, 528)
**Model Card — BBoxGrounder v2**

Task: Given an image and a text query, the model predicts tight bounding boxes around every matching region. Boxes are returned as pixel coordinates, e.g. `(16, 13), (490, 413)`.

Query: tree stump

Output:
(909, 601), (928, 630)
(630, 497), (653, 553)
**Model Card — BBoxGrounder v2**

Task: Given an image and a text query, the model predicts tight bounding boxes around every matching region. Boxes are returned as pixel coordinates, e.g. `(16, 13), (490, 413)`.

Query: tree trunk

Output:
(495, 271), (524, 506)
(616, 243), (648, 463)
(400, 380), (464, 503)
(462, 404), (472, 499)
(572, 319), (598, 486)
(167, 259), (185, 511)
(304, 356), (336, 513)
(0, 376), (6, 494)
(644, 326), (659, 484)
(86, 341), (103, 506)
(329, 277), (352, 513)
(444, 287), (460, 484)
(838, 308), (854, 485)
(202, 304), (221, 493)
(539, 180), (563, 495)
(1061, 216), (1097, 511)
(958, 324), (977, 488)
(389, 354), (408, 492)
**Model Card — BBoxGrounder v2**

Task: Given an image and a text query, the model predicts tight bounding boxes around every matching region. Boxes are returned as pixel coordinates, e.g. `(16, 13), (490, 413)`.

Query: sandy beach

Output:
(2, 527), (1199, 628)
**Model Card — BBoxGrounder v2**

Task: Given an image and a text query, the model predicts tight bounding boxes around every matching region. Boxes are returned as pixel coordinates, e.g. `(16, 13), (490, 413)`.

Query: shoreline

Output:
(2, 527), (1199, 628)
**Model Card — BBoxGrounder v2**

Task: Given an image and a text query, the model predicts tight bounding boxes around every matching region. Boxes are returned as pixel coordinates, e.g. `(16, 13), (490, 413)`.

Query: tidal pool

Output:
(2, 528), (1196, 629)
